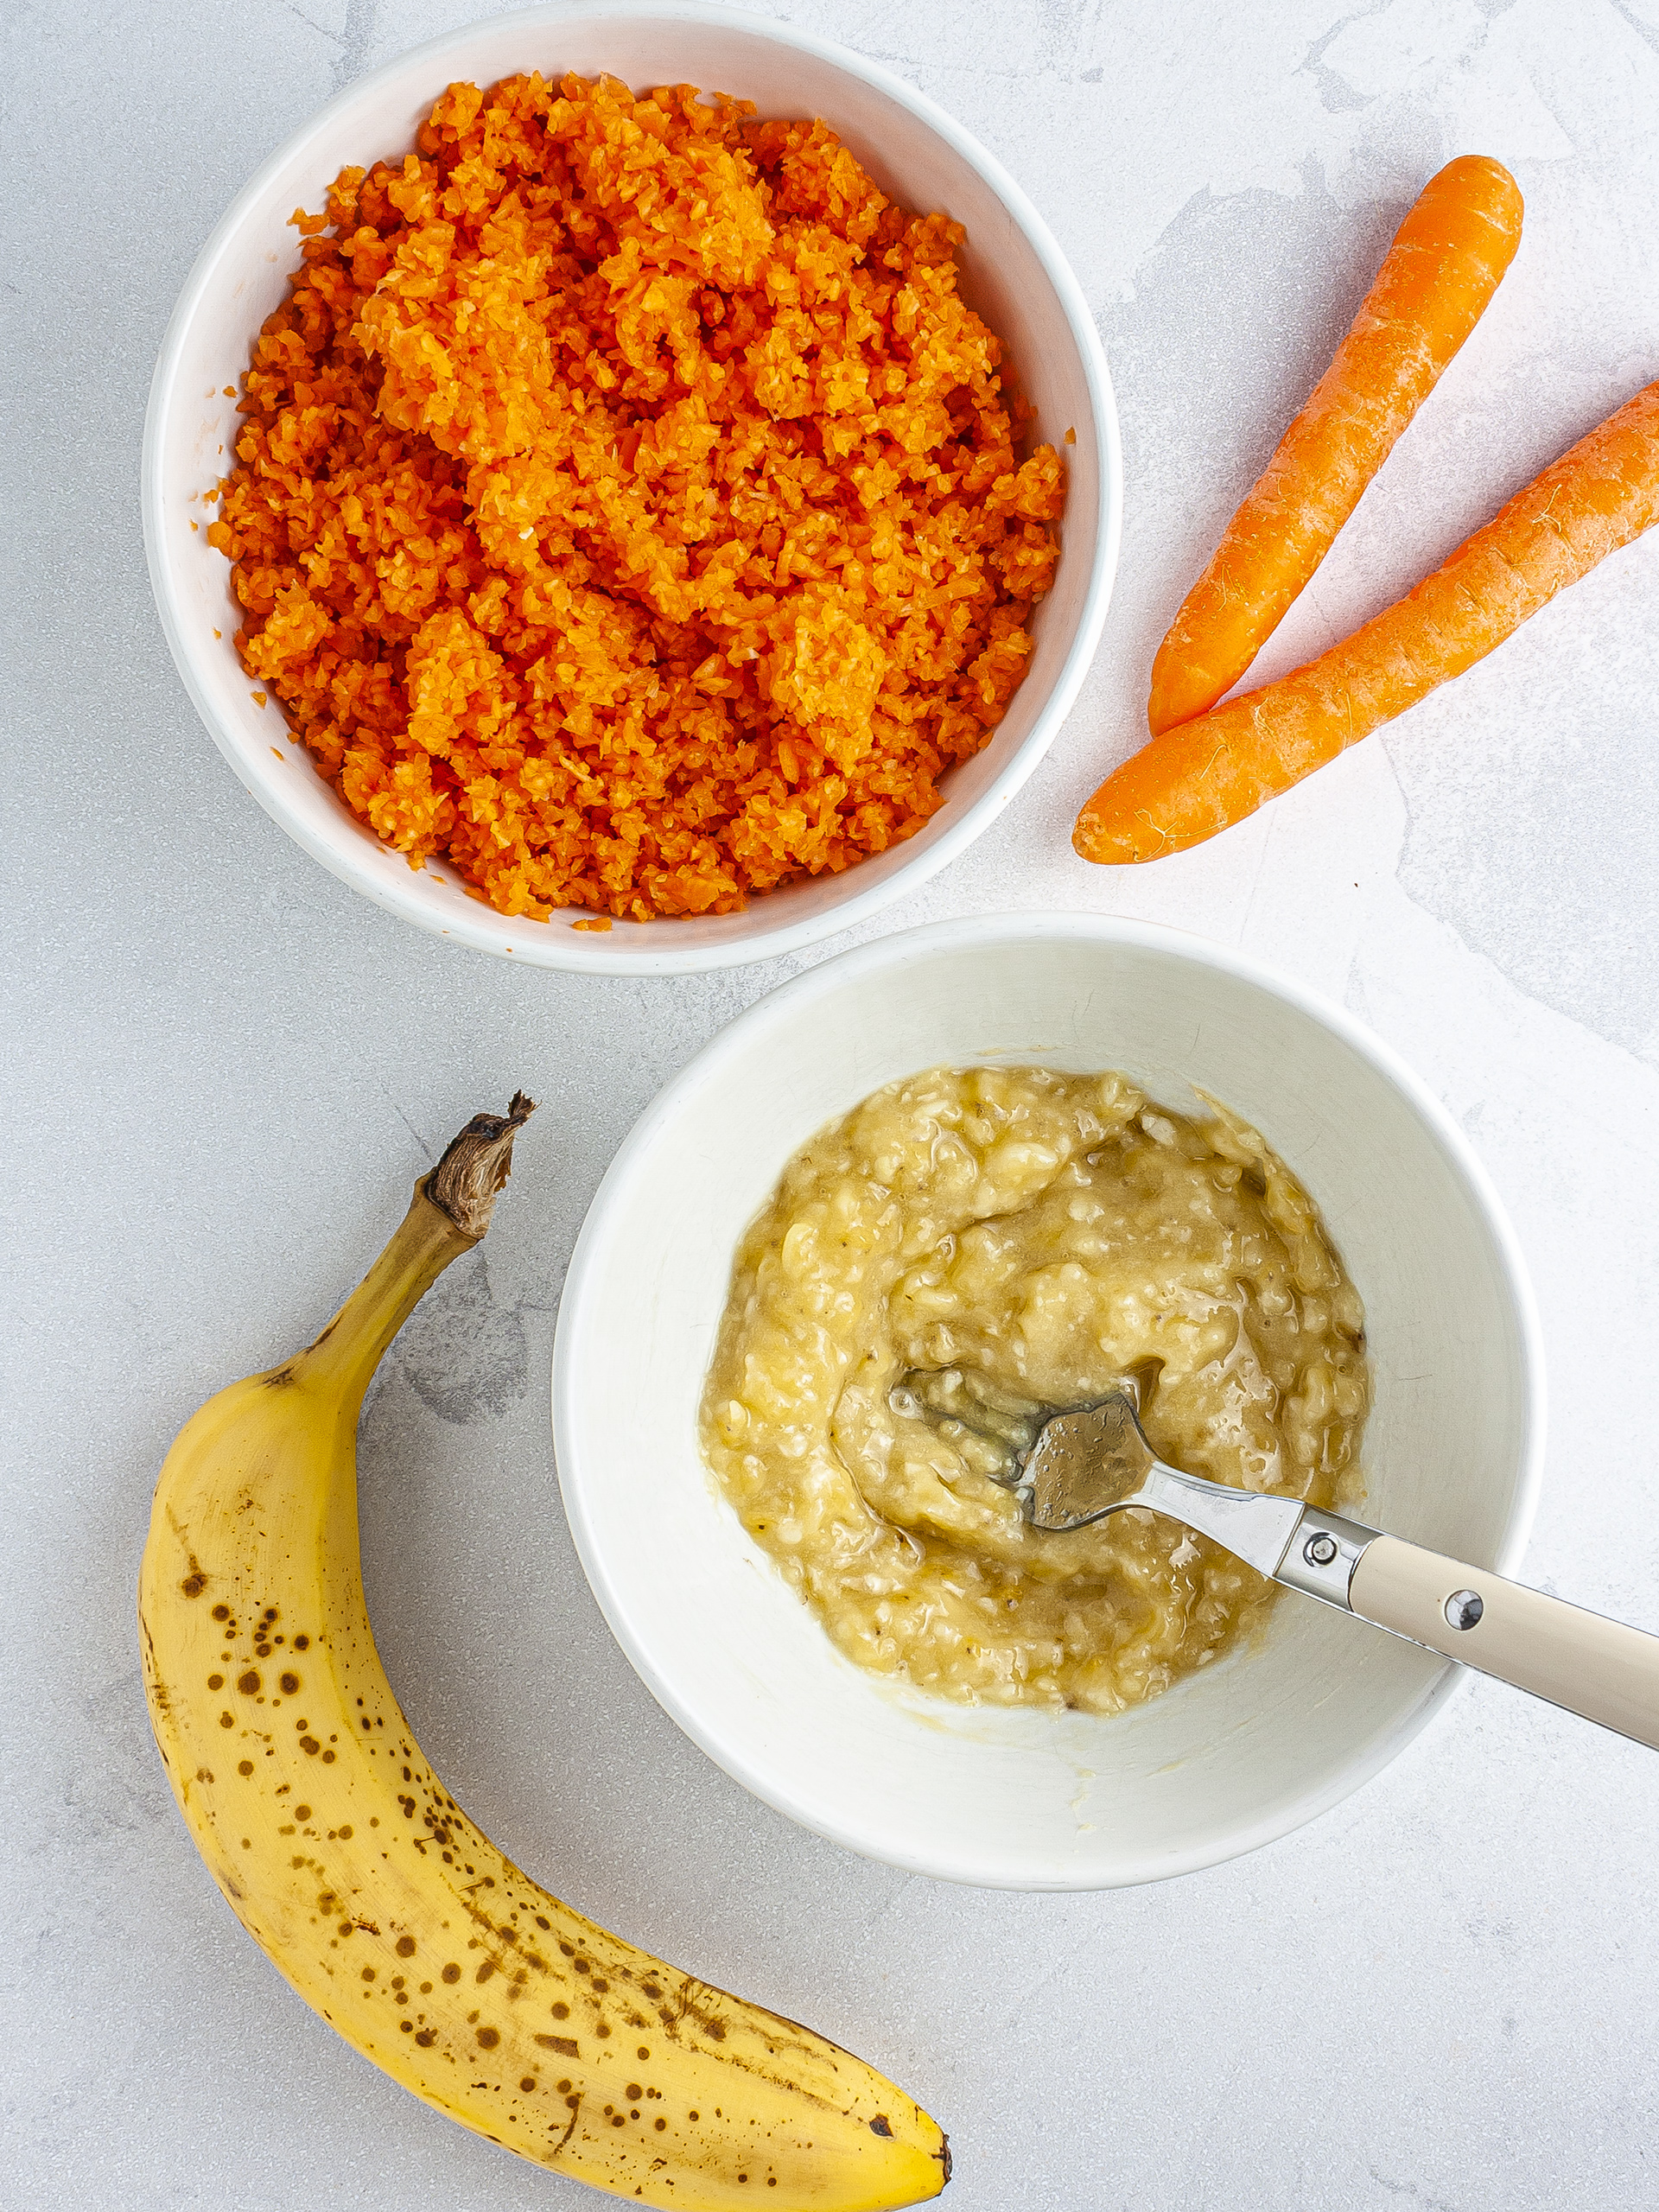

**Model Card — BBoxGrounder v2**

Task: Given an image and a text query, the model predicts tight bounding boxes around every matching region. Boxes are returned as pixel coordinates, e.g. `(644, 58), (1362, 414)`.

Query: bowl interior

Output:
(553, 918), (1541, 1888)
(146, 5), (1115, 971)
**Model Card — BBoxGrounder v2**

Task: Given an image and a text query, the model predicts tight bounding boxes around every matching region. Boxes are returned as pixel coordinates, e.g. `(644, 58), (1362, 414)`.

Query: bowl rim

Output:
(551, 910), (1549, 1887)
(141, 0), (1122, 976)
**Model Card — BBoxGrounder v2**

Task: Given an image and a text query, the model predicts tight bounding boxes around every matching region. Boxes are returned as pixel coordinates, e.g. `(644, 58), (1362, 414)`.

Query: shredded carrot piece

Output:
(211, 73), (1062, 923)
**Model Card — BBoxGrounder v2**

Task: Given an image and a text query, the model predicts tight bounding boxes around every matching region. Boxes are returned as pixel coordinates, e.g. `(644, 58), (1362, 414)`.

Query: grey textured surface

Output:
(5, 2), (1659, 2206)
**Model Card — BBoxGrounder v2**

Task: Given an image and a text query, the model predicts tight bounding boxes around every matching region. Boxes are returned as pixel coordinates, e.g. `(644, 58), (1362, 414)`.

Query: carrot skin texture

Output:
(1147, 155), (1524, 736)
(1078, 381), (1659, 864)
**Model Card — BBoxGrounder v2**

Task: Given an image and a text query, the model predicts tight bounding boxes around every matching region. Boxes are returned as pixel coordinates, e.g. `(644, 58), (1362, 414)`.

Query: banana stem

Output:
(429, 1090), (537, 1238)
(294, 1093), (536, 1410)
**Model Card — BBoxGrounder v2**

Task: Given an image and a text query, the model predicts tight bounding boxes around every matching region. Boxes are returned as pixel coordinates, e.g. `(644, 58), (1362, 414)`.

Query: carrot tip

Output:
(1072, 810), (1135, 865)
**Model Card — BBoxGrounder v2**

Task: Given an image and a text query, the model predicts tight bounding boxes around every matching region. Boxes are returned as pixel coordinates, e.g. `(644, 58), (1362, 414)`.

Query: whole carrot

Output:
(1077, 381), (1659, 864)
(1147, 155), (1524, 736)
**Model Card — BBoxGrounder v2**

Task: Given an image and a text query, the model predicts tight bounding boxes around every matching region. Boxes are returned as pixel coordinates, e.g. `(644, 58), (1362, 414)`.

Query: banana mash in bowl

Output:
(700, 1065), (1369, 1715)
(553, 914), (1542, 1888)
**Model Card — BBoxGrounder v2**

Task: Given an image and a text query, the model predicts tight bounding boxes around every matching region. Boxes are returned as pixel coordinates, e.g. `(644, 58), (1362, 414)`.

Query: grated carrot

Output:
(210, 72), (1063, 923)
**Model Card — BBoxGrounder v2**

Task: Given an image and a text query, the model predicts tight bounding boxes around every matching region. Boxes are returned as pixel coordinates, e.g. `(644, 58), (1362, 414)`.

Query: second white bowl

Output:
(552, 914), (1545, 1889)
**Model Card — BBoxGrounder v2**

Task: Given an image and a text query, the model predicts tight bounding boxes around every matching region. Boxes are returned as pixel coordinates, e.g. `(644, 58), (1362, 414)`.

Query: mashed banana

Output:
(699, 1065), (1369, 1713)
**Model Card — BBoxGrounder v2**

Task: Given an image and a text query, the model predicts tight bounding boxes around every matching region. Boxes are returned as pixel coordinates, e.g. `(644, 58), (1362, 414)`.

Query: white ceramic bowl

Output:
(143, 3), (1119, 974)
(553, 914), (1546, 1889)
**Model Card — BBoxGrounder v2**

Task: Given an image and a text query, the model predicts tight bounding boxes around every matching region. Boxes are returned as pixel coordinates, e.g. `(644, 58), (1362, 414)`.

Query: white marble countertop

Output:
(8, 1), (1659, 2204)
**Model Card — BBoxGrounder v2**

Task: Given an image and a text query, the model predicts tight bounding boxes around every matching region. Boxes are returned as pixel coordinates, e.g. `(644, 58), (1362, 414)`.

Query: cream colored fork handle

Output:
(1349, 1535), (1659, 1751)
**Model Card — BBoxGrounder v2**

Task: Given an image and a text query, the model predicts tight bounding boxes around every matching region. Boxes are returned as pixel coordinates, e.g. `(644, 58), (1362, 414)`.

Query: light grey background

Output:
(5, 1), (1659, 2206)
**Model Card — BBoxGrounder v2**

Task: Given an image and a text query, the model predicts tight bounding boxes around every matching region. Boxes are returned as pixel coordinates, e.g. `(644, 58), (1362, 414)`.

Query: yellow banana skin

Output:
(138, 1108), (948, 2210)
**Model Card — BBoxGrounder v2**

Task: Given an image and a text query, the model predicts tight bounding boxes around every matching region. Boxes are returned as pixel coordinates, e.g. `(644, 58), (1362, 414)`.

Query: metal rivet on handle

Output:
(1445, 1589), (1484, 1631)
(1304, 1533), (1339, 1567)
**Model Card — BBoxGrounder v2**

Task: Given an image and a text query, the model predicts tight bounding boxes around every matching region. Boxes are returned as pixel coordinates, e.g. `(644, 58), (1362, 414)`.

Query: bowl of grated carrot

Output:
(144, 3), (1119, 972)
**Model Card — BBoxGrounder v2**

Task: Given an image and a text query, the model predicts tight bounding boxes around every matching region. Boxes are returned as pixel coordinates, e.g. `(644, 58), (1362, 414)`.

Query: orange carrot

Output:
(1077, 381), (1659, 864)
(1147, 155), (1524, 737)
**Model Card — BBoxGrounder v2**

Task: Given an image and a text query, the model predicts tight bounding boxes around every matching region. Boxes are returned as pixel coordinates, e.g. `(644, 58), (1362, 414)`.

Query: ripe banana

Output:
(139, 1096), (948, 2210)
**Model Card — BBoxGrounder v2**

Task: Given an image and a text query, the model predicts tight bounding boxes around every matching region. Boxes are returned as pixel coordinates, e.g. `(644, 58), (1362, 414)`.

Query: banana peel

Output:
(138, 1095), (949, 2209)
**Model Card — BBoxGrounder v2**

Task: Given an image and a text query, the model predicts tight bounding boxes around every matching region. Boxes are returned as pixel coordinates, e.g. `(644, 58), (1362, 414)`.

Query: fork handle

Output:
(1342, 1533), (1659, 1751)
